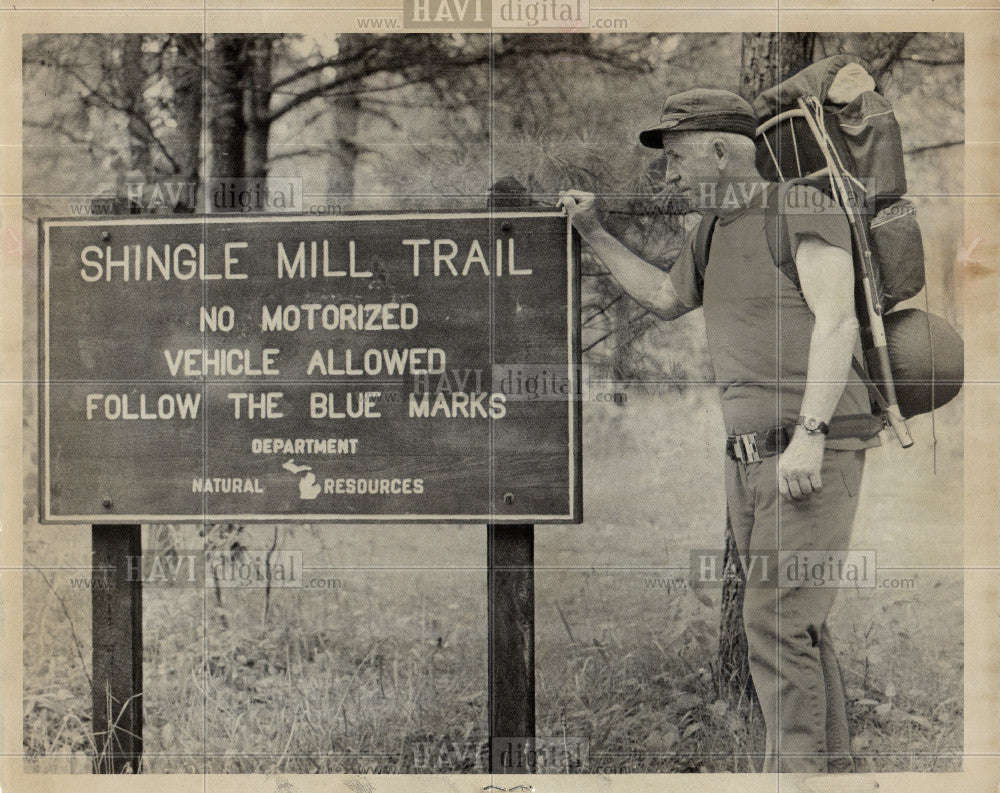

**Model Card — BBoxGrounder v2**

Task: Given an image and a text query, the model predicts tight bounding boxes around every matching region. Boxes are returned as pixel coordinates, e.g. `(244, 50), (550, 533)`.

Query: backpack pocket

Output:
(832, 90), (908, 201)
(868, 199), (925, 310)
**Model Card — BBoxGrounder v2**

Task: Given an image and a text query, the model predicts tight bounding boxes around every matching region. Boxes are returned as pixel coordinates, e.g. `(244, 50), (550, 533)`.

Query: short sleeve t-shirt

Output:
(668, 183), (876, 448)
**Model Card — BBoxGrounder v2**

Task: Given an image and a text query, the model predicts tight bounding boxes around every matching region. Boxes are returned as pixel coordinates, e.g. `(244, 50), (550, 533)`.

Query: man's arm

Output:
(558, 190), (693, 321)
(777, 234), (860, 501)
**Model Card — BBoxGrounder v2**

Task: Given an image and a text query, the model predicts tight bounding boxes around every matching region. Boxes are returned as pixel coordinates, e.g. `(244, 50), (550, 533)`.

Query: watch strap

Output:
(797, 415), (830, 435)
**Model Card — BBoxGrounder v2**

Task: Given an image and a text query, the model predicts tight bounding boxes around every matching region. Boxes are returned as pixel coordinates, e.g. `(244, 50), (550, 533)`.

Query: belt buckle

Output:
(736, 432), (761, 463)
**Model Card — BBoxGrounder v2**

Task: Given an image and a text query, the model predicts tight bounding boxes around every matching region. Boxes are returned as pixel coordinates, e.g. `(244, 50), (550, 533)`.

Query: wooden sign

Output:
(39, 212), (581, 523)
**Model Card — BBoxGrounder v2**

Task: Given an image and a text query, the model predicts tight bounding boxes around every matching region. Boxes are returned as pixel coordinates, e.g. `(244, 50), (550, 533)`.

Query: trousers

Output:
(725, 447), (866, 773)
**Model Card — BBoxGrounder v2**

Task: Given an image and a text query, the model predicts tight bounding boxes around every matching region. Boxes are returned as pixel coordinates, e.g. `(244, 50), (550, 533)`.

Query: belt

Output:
(726, 414), (885, 463)
(726, 426), (791, 463)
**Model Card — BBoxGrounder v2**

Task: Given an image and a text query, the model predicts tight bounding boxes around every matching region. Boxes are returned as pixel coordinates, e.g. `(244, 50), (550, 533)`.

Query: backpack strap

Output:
(692, 182), (799, 294)
(765, 180), (800, 293)
(693, 212), (718, 297)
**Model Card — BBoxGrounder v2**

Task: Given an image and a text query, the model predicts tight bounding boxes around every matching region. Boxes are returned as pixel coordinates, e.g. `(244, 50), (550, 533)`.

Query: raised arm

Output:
(558, 190), (694, 321)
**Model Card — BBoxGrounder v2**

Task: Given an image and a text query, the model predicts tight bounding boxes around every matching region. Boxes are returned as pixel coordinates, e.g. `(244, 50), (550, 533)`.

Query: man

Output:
(558, 89), (880, 773)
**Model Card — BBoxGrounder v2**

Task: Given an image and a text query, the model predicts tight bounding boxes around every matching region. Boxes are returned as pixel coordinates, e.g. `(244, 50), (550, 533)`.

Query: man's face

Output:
(660, 132), (721, 204)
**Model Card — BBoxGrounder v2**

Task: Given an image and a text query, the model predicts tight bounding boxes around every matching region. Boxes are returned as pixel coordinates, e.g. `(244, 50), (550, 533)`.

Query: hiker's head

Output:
(659, 130), (757, 196)
(640, 89), (760, 209)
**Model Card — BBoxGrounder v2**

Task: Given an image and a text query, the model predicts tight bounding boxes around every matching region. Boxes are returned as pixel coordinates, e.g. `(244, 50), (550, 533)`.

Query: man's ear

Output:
(712, 138), (727, 171)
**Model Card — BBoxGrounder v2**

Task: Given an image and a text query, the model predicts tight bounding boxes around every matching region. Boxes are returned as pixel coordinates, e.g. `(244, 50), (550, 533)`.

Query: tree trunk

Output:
(327, 94), (360, 201)
(170, 34), (203, 211)
(326, 33), (366, 204)
(716, 512), (751, 703)
(244, 35), (274, 180)
(740, 33), (816, 101)
(611, 295), (637, 382)
(120, 35), (152, 180)
(209, 34), (247, 186)
(719, 34), (816, 710)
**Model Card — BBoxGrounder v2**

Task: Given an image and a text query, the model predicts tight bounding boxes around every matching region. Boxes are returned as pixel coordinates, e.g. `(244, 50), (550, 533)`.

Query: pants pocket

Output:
(835, 449), (865, 498)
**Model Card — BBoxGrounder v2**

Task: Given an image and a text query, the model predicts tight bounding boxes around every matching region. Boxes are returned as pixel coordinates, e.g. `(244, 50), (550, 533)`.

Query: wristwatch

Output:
(797, 415), (830, 435)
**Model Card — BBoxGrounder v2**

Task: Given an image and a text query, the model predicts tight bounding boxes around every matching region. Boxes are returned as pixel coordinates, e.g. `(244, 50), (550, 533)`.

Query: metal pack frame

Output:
(755, 97), (914, 448)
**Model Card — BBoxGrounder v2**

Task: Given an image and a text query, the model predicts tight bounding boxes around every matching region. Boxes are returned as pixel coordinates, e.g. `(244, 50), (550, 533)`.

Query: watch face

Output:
(804, 417), (820, 432)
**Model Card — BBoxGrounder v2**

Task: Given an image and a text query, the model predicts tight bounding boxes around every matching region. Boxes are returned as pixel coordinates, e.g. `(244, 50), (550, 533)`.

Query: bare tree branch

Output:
(269, 40), (650, 124)
(904, 139), (963, 155)
(582, 293), (627, 327)
(870, 33), (917, 86)
(27, 55), (182, 174)
(583, 308), (652, 353)
(901, 54), (963, 66)
(269, 39), (383, 92)
(266, 146), (332, 164)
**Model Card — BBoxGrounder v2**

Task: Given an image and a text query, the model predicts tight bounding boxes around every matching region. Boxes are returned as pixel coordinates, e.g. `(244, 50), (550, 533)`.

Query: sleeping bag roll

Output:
(882, 308), (964, 418)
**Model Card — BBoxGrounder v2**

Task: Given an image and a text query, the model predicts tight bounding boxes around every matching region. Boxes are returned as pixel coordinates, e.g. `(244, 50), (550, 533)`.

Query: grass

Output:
(22, 390), (964, 773)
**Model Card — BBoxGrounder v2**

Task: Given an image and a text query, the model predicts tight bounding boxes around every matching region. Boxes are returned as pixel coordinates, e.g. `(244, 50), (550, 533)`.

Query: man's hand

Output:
(557, 190), (603, 237)
(777, 431), (825, 501)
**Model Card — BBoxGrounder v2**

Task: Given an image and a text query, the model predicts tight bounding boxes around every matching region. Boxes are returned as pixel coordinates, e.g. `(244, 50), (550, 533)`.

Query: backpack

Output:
(690, 179), (963, 426)
(751, 55), (928, 312)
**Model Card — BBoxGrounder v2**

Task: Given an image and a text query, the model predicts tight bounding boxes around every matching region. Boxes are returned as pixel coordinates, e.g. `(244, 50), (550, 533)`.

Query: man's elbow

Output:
(644, 297), (686, 322)
(644, 283), (688, 321)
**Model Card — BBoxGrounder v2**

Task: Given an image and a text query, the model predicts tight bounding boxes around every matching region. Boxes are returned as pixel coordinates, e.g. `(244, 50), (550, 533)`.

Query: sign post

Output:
(91, 524), (143, 773)
(487, 523), (535, 774)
